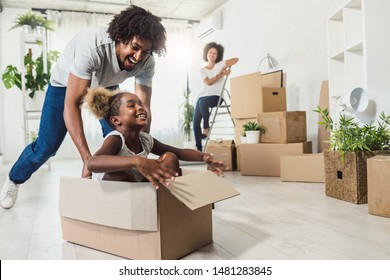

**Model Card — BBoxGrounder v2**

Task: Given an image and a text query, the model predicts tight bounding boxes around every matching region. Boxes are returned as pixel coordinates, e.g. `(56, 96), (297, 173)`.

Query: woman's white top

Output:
(198, 60), (227, 98)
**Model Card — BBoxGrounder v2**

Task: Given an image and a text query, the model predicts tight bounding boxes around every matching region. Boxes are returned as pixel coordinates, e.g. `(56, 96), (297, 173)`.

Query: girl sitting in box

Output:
(85, 87), (226, 189)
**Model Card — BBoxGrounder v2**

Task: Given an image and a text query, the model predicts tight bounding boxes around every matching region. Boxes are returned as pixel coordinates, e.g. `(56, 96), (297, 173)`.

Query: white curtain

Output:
(150, 19), (194, 147)
(46, 11), (192, 158)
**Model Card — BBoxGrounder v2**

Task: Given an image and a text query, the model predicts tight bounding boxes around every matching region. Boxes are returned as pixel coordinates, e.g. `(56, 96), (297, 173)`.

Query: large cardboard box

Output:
(367, 155), (390, 218)
(205, 139), (236, 171)
(240, 142), (312, 176)
(258, 111), (307, 143)
(324, 150), (390, 204)
(233, 117), (257, 145)
(280, 153), (325, 183)
(231, 72), (286, 119)
(59, 171), (239, 260)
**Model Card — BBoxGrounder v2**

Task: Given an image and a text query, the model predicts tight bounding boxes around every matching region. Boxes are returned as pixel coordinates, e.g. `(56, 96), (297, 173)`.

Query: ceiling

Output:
(0, 0), (228, 21)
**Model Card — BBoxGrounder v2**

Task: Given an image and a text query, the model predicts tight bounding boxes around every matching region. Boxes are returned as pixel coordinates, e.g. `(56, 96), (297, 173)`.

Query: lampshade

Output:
(332, 87), (369, 113)
(257, 53), (279, 71)
(346, 87), (369, 112)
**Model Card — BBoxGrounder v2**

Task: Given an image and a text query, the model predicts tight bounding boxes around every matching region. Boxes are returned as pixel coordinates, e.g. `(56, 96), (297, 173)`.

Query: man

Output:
(0, 5), (167, 209)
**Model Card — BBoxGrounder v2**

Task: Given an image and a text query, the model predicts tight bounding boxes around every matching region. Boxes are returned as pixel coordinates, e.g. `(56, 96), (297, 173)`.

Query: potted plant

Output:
(243, 121), (265, 144)
(2, 49), (60, 100)
(315, 106), (390, 204)
(180, 87), (195, 147)
(9, 11), (54, 33)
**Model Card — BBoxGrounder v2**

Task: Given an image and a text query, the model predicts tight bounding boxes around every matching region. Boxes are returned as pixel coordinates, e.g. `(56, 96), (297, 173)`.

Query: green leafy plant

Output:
(314, 106), (390, 163)
(2, 49), (60, 99)
(243, 121), (265, 133)
(180, 87), (195, 141)
(9, 11), (54, 31)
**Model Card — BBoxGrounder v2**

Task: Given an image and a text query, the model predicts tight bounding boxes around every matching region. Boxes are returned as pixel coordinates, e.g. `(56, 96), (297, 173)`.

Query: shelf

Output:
(346, 42), (363, 53)
(329, 9), (343, 21)
(330, 51), (345, 61)
(345, 0), (362, 9)
(20, 32), (47, 147)
(21, 33), (46, 44)
(344, 5), (363, 48)
(328, 18), (344, 56)
(345, 50), (364, 92)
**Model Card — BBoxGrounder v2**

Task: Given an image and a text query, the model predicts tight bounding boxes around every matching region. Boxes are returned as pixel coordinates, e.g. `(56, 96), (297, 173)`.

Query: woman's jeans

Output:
(8, 84), (116, 184)
(193, 95), (222, 151)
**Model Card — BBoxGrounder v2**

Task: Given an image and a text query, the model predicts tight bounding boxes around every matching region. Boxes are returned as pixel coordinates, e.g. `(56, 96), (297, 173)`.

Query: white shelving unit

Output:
(327, 0), (390, 122)
(20, 30), (50, 170)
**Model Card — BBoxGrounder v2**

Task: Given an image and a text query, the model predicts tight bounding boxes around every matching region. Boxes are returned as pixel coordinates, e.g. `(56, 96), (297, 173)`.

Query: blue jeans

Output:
(193, 96), (223, 151)
(99, 118), (114, 137)
(9, 84), (67, 184)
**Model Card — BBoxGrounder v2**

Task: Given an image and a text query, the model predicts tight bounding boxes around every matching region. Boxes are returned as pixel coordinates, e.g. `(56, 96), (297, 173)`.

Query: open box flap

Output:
(164, 171), (240, 211)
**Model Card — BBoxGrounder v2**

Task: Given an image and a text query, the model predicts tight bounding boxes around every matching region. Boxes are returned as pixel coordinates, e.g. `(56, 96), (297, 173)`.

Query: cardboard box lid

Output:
(164, 171), (240, 211)
(59, 177), (158, 231)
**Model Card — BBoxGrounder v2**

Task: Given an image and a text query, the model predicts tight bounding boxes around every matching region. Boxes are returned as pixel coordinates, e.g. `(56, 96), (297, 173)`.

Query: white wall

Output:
(0, 8), (27, 163)
(191, 0), (347, 152)
(0, 0), (365, 162)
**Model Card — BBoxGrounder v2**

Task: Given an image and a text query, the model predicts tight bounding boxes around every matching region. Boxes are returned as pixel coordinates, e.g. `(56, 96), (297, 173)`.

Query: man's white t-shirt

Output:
(50, 26), (155, 88)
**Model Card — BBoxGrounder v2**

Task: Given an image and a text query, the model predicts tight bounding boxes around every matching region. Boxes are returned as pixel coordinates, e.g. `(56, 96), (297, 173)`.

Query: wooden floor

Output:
(1, 159), (390, 260)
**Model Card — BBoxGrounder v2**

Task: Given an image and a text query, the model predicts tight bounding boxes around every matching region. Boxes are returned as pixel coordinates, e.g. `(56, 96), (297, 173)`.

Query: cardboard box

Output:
(367, 155), (390, 218)
(324, 150), (390, 204)
(317, 81), (330, 152)
(231, 72), (286, 119)
(240, 142), (312, 176)
(280, 153), (325, 183)
(59, 171), (239, 260)
(258, 111), (307, 143)
(205, 139), (236, 171)
(233, 117), (257, 145)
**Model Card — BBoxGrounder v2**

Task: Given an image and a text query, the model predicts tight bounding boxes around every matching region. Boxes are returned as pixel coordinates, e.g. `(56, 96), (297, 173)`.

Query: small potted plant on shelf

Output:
(9, 11), (54, 34)
(180, 87), (195, 147)
(243, 121), (265, 144)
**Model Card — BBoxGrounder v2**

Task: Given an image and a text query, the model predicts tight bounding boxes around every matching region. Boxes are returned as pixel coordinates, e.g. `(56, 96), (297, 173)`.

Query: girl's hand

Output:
(203, 154), (226, 177)
(135, 157), (179, 189)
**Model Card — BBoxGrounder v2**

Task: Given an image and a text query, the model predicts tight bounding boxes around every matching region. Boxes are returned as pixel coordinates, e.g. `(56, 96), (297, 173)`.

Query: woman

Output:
(193, 42), (238, 151)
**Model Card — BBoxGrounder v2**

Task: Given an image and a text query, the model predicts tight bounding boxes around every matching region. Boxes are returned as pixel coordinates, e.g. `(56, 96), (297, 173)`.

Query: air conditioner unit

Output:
(195, 11), (222, 40)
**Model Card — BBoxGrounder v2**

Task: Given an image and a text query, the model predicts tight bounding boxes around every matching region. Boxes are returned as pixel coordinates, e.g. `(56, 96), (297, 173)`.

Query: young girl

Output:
(85, 87), (226, 189)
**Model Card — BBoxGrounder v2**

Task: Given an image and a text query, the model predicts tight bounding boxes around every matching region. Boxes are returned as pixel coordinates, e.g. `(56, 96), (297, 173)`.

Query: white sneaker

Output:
(0, 177), (19, 209)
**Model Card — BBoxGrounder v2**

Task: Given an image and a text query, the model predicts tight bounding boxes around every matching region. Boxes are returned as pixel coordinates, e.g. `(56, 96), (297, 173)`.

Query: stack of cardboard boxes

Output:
(231, 71), (313, 177)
